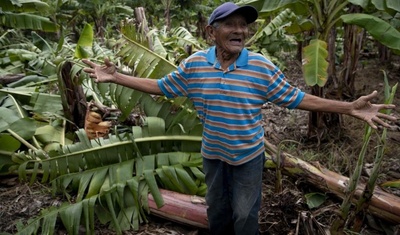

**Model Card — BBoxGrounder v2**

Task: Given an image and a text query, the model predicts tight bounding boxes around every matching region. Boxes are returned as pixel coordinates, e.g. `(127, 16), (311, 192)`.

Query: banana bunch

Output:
(84, 110), (112, 139)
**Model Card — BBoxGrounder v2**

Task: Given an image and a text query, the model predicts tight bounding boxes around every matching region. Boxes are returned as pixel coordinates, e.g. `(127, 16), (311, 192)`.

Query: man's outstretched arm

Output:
(82, 58), (164, 95)
(296, 92), (397, 129)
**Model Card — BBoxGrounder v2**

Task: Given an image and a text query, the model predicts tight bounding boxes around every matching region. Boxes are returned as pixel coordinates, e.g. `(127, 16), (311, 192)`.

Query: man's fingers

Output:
(361, 90), (378, 101)
(83, 68), (94, 73)
(383, 104), (396, 109)
(372, 116), (391, 128)
(104, 57), (110, 64)
(370, 90), (378, 97)
(377, 113), (397, 121)
(82, 59), (100, 78)
(82, 59), (97, 67)
(367, 120), (378, 130)
(375, 104), (396, 110)
(104, 58), (114, 67)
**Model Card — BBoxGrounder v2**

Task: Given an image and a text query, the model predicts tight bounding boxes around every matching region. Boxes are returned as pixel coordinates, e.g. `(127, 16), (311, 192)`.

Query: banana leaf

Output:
(341, 13), (400, 54)
(302, 39), (329, 87)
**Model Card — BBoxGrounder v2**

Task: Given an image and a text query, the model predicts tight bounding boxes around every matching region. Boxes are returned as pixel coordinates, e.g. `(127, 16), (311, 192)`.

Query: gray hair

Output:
(212, 22), (220, 29)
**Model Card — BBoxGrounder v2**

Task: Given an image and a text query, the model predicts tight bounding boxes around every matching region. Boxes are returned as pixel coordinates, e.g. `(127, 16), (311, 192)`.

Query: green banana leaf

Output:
(0, 103), (36, 140)
(1, 0), (51, 12)
(12, 19), (205, 234)
(75, 24), (94, 59)
(0, 135), (18, 174)
(341, 13), (400, 54)
(0, 1), (59, 33)
(0, 13), (58, 32)
(0, 90), (65, 154)
(14, 112), (203, 233)
(302, 39), (329, 87)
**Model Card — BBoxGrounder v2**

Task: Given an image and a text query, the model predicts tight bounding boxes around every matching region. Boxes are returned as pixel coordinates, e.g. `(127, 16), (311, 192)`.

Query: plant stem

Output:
(330, 125), (372, 234)
(350, 76), (397, 232)
(7, 129), (39, 151)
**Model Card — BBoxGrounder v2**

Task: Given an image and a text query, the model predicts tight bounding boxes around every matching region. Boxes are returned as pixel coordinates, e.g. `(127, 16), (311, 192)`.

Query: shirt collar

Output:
(206, 46), (249, 68)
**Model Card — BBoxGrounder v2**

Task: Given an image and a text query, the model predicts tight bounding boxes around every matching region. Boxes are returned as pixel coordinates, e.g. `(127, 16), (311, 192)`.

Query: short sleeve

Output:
(157, 61), (189, 98)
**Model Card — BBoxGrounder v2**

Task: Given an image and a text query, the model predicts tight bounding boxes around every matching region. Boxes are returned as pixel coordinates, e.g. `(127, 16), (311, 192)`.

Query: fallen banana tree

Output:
(263, 139), (400, 224)
(147, 139), (400, 229)
(148, 189), (208, 229)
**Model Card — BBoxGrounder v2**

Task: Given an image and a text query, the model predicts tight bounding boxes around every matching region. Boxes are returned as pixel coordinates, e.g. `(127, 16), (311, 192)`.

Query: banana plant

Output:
(241, 0), (400, 86)
(0, 27), (77, 86)
(91, 21), (203, 124)
(75, 0), (134, 39)
(0, 94), (33, 174)
(1, 3), (206, 232)
(349, 74), (397, 232)
(14, 117), (203, 234)
(330, 74), (398, 234)
(245, 8), (298, 65)
(341, 13), (400, 53)
(0, 90), (66, 175)
(142, 25), (208, 64)
(5, 13), (207, 232)
(0, 22), (109, 165)
(0, 0), (58, 32)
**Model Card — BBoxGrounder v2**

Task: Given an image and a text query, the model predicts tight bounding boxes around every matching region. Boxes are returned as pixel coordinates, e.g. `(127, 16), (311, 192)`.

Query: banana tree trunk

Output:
(59, 62), (87, 133)
(148, 189), (208, 229)
(340, 5), (364, 97)
(148, 141), (400, 228)
(264, 139), (400, 224)
(0, 73), (24, 86)
(134, 7), (153, 50)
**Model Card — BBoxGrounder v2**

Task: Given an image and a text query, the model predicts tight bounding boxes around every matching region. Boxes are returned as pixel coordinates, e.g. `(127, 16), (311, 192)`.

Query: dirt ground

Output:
(0, 58), (399, 234)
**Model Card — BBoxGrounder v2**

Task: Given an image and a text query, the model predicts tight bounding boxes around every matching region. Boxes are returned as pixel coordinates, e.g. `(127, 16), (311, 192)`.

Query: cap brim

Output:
(233, 6), (258, 24)
(209, 5), (258, 25)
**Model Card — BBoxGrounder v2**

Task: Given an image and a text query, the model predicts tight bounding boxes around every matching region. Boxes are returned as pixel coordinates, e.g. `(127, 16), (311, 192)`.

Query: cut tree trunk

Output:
(263, 139), (400, 224)
(58, 62), (87, 133)
(148, 140), (400, 228)
(134, 7), (153, 50)
(148, 189), (208, 228)
(0, 74), (24, 86)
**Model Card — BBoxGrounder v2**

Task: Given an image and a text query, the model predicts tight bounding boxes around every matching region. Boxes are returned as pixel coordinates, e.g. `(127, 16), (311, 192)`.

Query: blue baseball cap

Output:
(208, 2), (258, 25)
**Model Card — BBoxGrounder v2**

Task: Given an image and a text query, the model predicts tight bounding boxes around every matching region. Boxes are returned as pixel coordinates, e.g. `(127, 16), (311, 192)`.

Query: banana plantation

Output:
(0, 0), (400, 234)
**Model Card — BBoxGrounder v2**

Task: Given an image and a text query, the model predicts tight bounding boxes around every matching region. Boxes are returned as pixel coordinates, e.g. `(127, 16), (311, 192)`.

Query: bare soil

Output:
(1, 58), (399, 234)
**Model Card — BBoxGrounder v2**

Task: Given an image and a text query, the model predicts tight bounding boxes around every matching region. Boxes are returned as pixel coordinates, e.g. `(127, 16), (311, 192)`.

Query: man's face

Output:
(209, 14), (249, 55)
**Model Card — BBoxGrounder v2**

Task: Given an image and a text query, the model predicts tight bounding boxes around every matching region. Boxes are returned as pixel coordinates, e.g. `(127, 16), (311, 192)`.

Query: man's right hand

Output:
(83, 58), (117, 83)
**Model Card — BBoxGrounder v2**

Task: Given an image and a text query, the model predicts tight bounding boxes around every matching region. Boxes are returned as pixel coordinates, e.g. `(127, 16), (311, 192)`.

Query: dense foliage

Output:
(0, 0), (399, 234)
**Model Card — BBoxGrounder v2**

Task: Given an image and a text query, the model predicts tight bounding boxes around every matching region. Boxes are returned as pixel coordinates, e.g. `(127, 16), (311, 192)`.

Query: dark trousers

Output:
(203, 153), (264, 235)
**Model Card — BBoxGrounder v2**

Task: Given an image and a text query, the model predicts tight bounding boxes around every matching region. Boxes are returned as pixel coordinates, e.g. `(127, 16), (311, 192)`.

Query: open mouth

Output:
(230, 38), (243, 45)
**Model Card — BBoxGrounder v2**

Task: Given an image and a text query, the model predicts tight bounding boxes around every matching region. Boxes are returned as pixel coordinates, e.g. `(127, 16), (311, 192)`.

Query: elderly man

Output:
(83, 2), (396, 234)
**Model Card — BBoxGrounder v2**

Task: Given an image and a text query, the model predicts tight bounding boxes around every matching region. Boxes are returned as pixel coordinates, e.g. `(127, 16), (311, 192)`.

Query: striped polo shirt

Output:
(158, 46), (305, 165)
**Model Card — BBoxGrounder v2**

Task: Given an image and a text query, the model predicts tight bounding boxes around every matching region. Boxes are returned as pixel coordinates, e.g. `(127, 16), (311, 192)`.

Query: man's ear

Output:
(205, 25), (215, 41)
